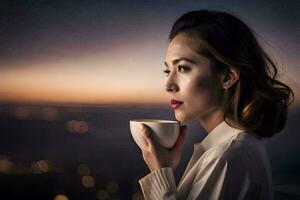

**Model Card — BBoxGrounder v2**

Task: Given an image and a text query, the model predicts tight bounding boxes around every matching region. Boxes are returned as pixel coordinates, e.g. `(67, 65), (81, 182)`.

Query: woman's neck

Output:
(199, 109), (244, 134)
(199, 109), (224, 134)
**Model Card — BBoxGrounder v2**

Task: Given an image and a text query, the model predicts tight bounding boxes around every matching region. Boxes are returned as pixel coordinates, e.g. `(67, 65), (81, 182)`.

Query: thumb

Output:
(140, 123), (150, 138)
(140, 123), (161, 149)
(140, 123), (152, 147)
(172, 125), (187, 151)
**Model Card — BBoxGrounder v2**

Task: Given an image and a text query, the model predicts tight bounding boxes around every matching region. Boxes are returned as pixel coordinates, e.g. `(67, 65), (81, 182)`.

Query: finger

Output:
(140, 123), (150, 137)
(140, 123), (161, 150)
(140, 123), (150, 147)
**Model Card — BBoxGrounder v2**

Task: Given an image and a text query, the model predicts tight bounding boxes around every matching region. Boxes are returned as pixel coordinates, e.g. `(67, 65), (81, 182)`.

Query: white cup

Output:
(129, 119), (180, 150)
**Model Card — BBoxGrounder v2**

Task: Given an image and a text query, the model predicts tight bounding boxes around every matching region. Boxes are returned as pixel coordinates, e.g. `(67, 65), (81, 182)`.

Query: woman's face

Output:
(164, 33), (224, 122)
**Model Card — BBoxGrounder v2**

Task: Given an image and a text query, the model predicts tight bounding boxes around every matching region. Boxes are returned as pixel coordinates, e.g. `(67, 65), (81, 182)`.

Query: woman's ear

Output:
(221, 66), (240, 90)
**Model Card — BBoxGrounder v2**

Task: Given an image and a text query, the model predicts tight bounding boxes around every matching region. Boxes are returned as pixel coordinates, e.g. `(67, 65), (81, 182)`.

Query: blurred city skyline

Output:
(0, 0), (299, 106)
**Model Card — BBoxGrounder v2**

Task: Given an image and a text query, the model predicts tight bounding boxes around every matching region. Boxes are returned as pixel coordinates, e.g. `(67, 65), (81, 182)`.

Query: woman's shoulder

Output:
(228, 132), (266, 156)
(201, 131), (267, 164)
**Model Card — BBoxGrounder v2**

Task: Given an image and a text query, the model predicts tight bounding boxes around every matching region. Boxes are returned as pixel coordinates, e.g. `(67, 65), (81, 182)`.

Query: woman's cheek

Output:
(187, 76), (220, 116)
(178, 78), (205, 120)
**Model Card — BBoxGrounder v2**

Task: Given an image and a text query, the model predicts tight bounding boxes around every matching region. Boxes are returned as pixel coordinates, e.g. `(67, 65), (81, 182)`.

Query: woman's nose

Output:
(165, 77), (179, 93)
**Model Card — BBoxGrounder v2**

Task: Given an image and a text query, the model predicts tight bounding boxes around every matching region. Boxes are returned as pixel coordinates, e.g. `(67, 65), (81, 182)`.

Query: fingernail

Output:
(140, 124), (144, 130)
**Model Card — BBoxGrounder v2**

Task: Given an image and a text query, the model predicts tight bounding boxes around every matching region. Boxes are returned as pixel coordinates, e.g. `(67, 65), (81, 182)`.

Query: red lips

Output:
(171, 99), (183, 104)
(170, 99), (183, 109)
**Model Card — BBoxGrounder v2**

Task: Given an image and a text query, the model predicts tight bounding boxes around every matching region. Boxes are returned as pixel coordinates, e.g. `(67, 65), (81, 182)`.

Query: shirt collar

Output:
(194, 120), (246, 151)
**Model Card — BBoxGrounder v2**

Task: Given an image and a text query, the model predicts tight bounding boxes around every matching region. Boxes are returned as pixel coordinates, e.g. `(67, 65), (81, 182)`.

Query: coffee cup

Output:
(129, 119), (180, 150)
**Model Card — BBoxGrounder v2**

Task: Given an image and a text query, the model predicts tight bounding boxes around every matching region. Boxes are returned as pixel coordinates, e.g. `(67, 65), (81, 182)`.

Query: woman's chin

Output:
(175, 112), (189, 123)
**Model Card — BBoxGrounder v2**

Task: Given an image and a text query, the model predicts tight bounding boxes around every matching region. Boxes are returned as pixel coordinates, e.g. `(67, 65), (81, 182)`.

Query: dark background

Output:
(0, 103), (299, 199)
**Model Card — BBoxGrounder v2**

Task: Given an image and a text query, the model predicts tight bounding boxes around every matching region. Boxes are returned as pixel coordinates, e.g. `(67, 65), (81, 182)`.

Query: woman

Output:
(138, 10), (294, 200)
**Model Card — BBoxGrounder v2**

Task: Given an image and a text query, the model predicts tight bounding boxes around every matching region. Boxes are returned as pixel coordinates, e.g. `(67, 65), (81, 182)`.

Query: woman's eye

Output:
(163, 69), (170, 76)
(178, 65), (189, 72)
(163, 65), (190, 76)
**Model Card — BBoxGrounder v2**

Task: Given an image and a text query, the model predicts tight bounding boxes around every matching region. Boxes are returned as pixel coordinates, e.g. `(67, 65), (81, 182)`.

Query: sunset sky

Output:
(0, 0), (299, 105)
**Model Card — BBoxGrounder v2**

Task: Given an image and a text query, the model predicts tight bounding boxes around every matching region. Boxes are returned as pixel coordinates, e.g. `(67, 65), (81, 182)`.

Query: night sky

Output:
(0, 0), (299, 105)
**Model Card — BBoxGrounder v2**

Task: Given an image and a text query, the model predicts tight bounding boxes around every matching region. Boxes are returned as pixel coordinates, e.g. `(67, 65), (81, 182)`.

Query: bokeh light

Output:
(82, 175), (95, 188)
(30, 162), (42, 174)
(37, 160), (51, 172)
(14, 106), (32, 119)
(77, 163), (91, 176)
(0, 158), (14, 173)
(40, 107), (59, 121)
(54, 194), (69, 200)
(106, 179), (119, 194)
(96, 189), (110, 200)
(30, 160), (51, 174)
(65, 120), (89, 134)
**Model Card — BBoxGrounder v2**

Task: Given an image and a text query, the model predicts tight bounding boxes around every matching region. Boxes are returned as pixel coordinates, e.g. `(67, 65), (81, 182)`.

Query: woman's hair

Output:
(168, 10), (294, 137)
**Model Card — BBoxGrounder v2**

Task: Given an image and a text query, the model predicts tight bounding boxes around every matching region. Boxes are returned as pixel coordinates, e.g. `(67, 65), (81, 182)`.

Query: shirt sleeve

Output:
(139, 167), (178, 200)
(138, 155), (228, 200)
(139, 150), (257, 200)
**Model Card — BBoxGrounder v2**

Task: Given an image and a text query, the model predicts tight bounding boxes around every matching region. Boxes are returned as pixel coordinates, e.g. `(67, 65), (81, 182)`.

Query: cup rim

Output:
(130, 119), (179, 123)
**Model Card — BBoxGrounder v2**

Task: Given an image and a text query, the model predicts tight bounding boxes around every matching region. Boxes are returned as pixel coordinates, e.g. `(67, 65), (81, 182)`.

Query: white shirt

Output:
(139, 120), (275, 200)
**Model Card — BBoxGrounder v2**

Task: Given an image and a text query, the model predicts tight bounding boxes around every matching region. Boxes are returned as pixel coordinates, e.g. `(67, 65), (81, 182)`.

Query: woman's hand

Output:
(139, 123), (187, 172)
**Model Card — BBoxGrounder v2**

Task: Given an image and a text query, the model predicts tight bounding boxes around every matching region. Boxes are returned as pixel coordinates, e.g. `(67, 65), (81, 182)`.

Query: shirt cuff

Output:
(139, 167), (177, 200)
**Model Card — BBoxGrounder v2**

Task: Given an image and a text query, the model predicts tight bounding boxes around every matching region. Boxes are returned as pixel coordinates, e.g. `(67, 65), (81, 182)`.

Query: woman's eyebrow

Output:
(164, 57), (197, 67)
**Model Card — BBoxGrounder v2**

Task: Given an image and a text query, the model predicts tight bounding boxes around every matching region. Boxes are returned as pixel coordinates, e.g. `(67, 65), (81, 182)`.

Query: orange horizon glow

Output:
(0, 76), (298, 107)
(0, 39), (299, 107)
(0, 86), (170, 105)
